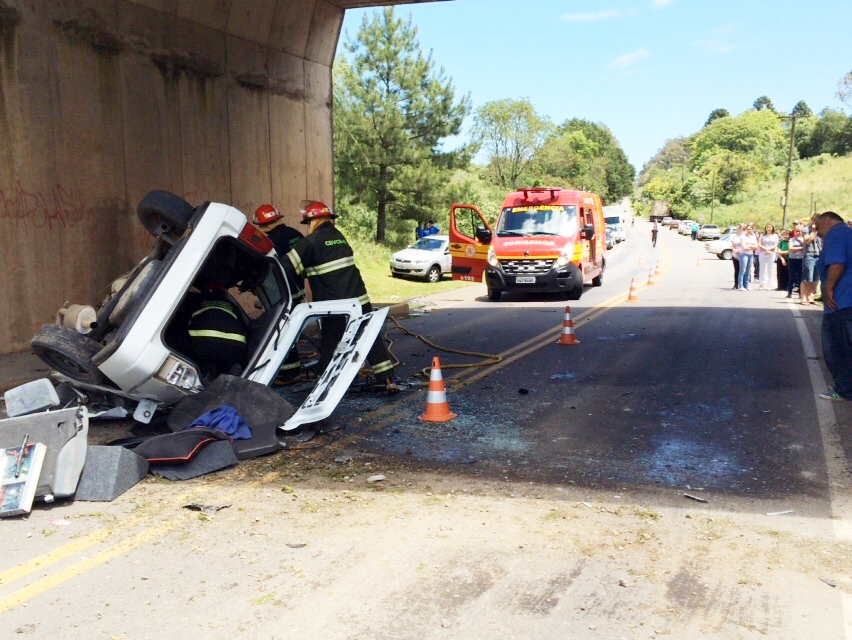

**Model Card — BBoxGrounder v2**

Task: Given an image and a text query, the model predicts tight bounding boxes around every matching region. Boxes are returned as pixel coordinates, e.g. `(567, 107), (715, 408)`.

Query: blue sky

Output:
(337, 0), (852, 170)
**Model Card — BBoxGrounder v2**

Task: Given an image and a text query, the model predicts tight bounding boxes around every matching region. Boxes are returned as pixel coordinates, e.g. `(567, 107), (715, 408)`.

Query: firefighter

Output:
(187, 278), (248, 380)
(253, 204), (305, 383)
(284, 200), (398, 393)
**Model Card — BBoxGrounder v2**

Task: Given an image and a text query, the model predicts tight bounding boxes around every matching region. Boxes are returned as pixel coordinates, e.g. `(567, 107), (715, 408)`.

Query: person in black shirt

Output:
(284, 200), (398, 393)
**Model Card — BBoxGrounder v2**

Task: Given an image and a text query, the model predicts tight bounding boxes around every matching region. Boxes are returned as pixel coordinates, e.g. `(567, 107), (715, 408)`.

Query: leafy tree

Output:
(532, 119), (635, 202)
(637, 137), (689, 186)
(471, 98), (553, 189)
(753, 95), (775, 112)
(837, 71), (852, 109)
(798, 108), (852, 157)
(334, 8), (470, 242)
(705, 108), (730, 126)
(791, 100), (813, 118)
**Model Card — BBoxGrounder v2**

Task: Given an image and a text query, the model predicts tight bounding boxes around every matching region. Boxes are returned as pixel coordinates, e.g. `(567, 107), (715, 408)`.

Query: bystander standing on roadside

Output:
(691, 221), (699, 241)
(415, 221), (426, 240)
(757, 223), (779, 290)
(737, 224), (758, 291)
(776, 229), (790, 292)
(814, 211), (852, 401)
(802, 214), (822, 304)
(731, 224), (743, 289)
(651, 222), (658, 247)
(786, 227), (805, 298)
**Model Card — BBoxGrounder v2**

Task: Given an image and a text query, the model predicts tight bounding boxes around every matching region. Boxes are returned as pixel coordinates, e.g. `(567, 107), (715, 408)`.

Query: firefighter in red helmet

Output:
(253, 204), (306, 382)
(284, 200), (398, 392)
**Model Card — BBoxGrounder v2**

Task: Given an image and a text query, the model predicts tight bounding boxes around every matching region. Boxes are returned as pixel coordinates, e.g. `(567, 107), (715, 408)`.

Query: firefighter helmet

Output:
(299, 200), (337, 225)
(253, 204), (282, 226)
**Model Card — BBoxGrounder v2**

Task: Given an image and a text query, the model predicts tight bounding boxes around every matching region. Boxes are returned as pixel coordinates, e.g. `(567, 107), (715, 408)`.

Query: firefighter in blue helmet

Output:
(284, 200), (398, 393)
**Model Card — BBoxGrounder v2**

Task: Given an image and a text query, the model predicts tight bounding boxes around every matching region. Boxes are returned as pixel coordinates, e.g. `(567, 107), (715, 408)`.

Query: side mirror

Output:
(475, 226), (492, 244)
(580, 225), (595, 240)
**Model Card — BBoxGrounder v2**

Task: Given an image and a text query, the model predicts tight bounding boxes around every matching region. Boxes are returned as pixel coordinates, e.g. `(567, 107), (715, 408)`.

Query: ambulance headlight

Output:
(556, 244), (574, 267)
(487, 246), (499, 268)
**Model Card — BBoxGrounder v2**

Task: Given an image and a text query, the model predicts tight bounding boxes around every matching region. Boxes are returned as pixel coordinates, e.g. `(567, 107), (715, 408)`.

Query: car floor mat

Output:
(166, 375), (295, 460)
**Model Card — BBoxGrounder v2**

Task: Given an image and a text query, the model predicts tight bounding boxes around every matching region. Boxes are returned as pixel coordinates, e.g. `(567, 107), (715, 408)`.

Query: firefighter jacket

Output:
(268, 224), (305, 305)
(285, 222), (370, 306)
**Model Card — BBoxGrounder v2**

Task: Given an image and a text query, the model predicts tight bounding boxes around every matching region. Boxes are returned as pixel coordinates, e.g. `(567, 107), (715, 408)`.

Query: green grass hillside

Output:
(684, 154), (852, 229)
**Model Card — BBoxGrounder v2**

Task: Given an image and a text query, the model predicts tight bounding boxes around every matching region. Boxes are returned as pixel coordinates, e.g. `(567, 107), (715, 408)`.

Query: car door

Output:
(449, 204), (492, 282)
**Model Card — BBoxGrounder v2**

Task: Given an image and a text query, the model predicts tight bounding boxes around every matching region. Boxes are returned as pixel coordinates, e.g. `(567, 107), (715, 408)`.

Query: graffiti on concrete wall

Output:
(0, 182), (96, 231)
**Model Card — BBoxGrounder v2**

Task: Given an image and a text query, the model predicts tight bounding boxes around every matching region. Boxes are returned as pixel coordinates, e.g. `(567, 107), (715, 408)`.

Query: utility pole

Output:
(710, 170), (717, 224)
(781, 115), (797, 230)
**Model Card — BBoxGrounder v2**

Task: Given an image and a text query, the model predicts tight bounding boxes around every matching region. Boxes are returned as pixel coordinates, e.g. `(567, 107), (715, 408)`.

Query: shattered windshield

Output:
(497, 205), (578, 238)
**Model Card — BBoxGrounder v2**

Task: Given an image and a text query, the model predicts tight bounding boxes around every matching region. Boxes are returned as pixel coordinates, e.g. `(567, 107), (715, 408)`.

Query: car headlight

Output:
(555, 244), (574, 267)
(487, 246), (499, 267)
(156, 356), (200, 390)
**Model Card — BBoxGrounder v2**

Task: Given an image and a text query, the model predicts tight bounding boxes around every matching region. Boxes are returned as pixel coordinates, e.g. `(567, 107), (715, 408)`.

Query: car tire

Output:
(592, 271), (603, 287)
(426, 265), (442, 283)
(137, 190), (195, 243)
(31, 324), (105, 384)
(487, 287), (501, 301)
(721, 249), (733, 260)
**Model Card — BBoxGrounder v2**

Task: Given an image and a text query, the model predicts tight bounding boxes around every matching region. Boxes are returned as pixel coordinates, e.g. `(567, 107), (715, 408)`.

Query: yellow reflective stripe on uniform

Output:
(188, 329), (247, 343)
(357, 293), (370, 305)
(287, 249), (305, 276)
(278, 361), (301, 372)
(191, 305), (239, 321)
(304, 255), (355, 277)
(371, 359), (393, 374)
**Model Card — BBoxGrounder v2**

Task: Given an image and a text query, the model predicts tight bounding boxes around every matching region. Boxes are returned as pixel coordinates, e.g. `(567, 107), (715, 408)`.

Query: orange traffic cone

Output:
(556, 306), (580, 345)
(655, 260), (662, 276)
(418, 357), (457, 422)
(627, 278), (639, 302)
(647, 268), (656, 286)
(696, 255), (702, 267)
(637, 254), (644, 267)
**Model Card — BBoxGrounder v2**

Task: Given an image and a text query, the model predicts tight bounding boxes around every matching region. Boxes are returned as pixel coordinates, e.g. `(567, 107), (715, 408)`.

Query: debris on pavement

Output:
(683, 493), (708, 503)
(820, 578), (837, 588)
(183, 503), (231, 514)
(367, 474), (386, 483)
(766, 510), (794, 516)
(335, 455), (353, 464)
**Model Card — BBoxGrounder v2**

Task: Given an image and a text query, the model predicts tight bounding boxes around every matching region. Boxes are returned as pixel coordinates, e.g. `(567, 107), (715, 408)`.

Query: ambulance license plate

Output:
(515, 276), (536, 284)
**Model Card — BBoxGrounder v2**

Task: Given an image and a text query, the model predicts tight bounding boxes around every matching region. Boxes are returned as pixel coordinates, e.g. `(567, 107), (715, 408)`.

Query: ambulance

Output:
(449, 187), (606, 301)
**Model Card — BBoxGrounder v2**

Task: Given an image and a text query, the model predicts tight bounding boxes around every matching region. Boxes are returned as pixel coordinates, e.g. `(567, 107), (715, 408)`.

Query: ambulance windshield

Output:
(497, 205), (578, 238)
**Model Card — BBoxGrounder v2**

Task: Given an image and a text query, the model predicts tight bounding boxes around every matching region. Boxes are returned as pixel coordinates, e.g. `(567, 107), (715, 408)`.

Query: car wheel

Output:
(487, 287), (501, 301)
(31, 324), (105, 384)
(426, 265), (442, 283)
(137, 190), (195, 244)
(721, 249), (733, 260)
(592, 271), (603, 287)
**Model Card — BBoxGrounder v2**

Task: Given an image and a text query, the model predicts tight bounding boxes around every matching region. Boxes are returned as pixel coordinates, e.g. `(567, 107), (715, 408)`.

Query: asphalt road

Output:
(326, 221), (852, 515)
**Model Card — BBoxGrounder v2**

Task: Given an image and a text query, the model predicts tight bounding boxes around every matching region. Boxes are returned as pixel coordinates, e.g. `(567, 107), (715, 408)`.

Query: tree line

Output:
(332, 8), (635, 244)
(638, 81), (852, 218)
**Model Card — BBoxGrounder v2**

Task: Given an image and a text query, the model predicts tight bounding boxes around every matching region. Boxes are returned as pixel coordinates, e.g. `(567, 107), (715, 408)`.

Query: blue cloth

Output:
(818, 223), (852, 312)
(425, 226), (440, 236)
(186, 405), (252, 440)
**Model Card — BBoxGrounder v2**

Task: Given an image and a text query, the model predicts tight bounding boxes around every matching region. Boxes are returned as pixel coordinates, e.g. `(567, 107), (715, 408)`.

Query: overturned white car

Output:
(30, 191), (387, 432)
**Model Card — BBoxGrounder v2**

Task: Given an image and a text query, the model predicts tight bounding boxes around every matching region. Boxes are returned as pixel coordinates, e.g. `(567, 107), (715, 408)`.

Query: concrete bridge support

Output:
(0, 0), (437, 352)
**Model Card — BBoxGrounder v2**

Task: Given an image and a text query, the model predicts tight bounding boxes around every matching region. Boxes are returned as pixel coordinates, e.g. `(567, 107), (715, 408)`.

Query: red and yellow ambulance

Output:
(449, 187), (606, 301)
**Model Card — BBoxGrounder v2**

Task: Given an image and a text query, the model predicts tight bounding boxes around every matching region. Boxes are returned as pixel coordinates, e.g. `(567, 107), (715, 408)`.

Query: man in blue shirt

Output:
(815, 211), (852, 400)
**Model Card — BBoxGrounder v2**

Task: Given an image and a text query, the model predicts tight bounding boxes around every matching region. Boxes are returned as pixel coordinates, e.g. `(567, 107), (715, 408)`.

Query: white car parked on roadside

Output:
(704, 233), (734, 260)
(389, 235), (452, 283)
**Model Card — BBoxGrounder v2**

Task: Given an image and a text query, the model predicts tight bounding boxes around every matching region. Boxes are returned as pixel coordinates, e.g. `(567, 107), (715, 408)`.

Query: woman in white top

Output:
(737, 224), (758, 290)
(757, 223), (779, 289)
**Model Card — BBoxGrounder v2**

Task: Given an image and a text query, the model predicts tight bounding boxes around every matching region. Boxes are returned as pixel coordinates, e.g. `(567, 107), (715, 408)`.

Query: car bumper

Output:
(485, 263), (582, 294)
(390, 264), (429, 277)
